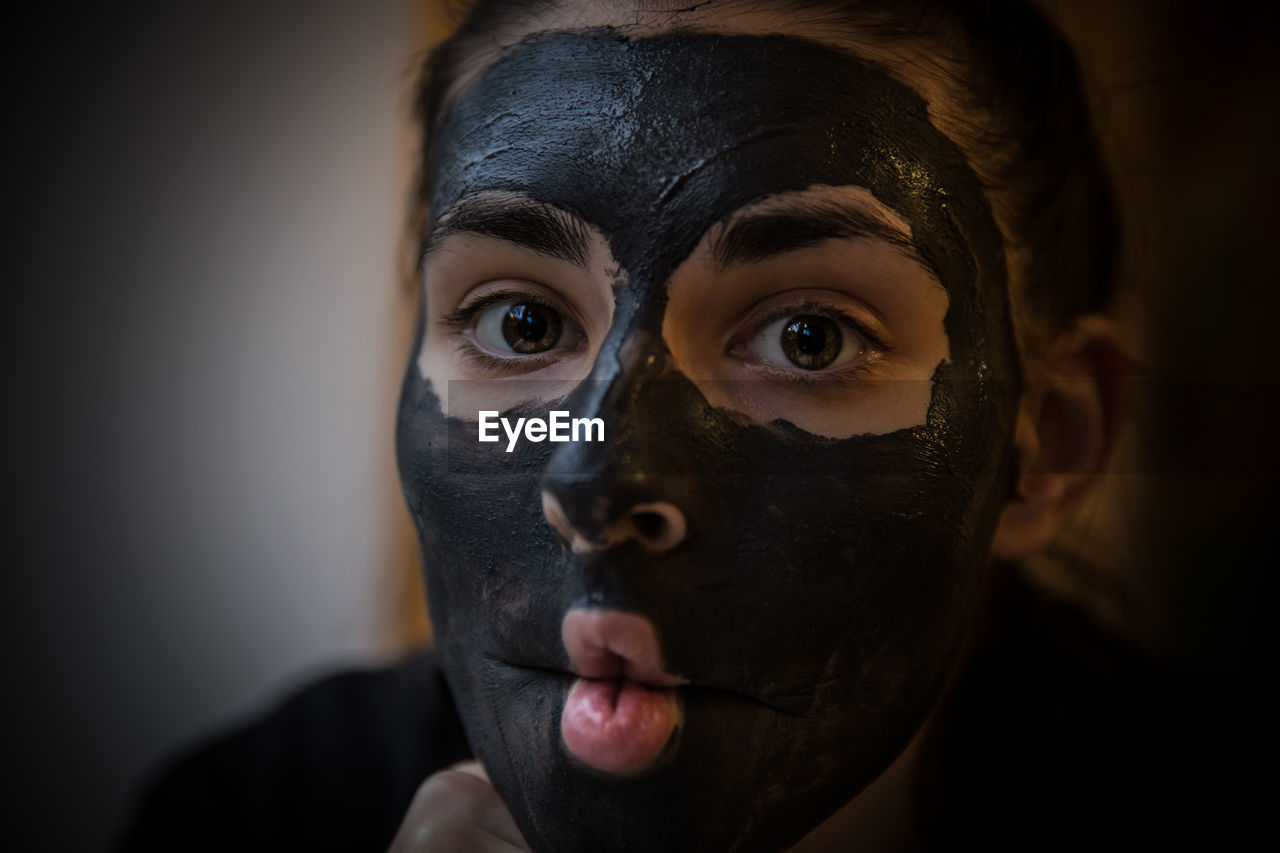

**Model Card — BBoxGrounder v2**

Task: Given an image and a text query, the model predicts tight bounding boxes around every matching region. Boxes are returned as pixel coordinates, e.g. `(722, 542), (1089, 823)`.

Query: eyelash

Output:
(442, 291), (888, 387)
(440, 288), (583, 376)
(439, 288), (550, 330)
(735, 300), (890, 388)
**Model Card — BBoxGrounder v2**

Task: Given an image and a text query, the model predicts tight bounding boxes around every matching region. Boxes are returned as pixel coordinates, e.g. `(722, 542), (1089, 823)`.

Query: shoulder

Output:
(922, 569), (1266, 848)
(118, 649), (471, 853)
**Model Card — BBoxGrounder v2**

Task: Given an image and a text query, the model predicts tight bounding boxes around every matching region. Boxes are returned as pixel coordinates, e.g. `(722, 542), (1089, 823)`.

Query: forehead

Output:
(430, 30), (1004, 300)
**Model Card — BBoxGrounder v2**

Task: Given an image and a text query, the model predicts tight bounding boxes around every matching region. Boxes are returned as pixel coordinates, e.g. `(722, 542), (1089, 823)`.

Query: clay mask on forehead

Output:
(398, 30), (1019, 853)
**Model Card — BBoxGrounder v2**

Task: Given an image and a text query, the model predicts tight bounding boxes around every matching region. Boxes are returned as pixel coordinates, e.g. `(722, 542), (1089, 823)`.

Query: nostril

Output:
(631, 512), (666, 542)
(543, 490), (687, 553)
(624, 502), (687, 552)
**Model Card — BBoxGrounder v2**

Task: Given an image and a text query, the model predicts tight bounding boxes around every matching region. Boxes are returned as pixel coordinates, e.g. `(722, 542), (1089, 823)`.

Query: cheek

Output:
(661, 314), (951, 439)
(653, 382), (999, 697)
(398, 346), (1007, 685)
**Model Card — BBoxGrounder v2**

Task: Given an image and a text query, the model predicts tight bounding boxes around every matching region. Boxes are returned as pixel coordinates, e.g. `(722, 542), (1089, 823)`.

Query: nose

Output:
(542, 490), (686, 553)
(540, 326), (691, 554)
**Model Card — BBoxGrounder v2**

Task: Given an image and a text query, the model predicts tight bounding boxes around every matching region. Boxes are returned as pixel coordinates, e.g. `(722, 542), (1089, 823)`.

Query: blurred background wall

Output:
(5, 2), (1276, 851)
(1044, 0), (1277, 676)
(8, 3), (437, 850)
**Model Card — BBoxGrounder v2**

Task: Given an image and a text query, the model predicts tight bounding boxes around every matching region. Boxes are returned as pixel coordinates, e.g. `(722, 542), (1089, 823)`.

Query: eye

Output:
(482, 302), (562, 353)
(469, 298), (583, 356)
(746, 313), (867, 371)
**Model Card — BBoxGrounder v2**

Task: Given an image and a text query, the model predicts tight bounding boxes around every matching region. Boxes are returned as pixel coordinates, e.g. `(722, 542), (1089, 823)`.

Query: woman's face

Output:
(398, 27), (1019, 853)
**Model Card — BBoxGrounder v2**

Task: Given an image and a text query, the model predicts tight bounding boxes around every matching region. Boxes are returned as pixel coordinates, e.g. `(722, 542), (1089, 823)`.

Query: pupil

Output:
(502, 303), (562, 354)
(781, 315), (840, 370)
(514, 305), (547, 342)
(795, 321), (826, 355)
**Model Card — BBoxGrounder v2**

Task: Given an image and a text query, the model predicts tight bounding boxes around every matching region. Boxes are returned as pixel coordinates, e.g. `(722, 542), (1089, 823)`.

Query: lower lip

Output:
(561, 677), (681, 775)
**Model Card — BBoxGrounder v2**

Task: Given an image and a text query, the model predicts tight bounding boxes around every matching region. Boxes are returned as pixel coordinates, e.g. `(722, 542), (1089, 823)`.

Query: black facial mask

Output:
(398, 31), (1019, 853)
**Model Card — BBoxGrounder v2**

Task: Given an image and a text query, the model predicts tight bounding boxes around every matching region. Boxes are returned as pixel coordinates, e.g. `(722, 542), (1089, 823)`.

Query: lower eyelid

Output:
(455, 341), (557, 375)
(745, 352), (884, 387)
(454, 326), (587, 375)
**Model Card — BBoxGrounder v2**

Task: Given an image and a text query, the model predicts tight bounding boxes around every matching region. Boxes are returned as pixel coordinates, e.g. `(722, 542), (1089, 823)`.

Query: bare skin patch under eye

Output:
(417, 196), (620, 416)
(663, 185), (952, 438)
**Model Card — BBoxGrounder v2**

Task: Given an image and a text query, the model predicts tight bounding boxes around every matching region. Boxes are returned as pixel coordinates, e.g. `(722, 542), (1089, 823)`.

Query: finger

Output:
(390, 766), (529, 852)
(444, 767), (526, 850)
(449, 759), (492, 784)
(390, 815), (526, 853)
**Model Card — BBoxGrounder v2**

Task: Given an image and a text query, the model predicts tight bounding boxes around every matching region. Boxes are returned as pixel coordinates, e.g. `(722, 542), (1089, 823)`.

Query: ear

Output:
(991, 315), (1128, 561)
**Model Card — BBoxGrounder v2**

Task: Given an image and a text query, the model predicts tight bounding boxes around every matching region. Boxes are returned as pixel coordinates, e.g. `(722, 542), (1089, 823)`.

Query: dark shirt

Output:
(118, 651), (471, 852)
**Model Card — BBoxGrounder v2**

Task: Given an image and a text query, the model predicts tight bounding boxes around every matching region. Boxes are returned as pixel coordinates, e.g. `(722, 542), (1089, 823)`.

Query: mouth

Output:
(560, 676), (683, 776)
(556, 609), (688, 776)
(482, 651), (807, 778)
(480, 609), (806, 776)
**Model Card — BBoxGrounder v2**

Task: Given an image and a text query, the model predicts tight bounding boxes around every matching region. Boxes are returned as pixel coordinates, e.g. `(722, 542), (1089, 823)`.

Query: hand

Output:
(388, 761), (530, 852)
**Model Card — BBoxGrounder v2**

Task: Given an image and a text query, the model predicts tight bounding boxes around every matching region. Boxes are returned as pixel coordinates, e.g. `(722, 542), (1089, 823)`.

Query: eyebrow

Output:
(710, 198), (931, 279)
(425, 194), (592, 269)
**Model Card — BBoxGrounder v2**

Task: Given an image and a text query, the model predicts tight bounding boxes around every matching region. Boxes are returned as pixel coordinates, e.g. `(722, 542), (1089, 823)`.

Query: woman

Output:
(124, 1), (1222, 850)
(392, 0), (1125, 850)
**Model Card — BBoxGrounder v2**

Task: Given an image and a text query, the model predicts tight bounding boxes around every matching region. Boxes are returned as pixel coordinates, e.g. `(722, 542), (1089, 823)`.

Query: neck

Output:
(788, 721), (930, 853)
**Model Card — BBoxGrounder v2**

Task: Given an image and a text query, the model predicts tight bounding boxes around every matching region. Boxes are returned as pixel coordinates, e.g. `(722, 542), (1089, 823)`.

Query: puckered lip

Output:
(480, 651), (808, 716)
(569, 657), (688, 687)
(560, 608), (691, 688)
